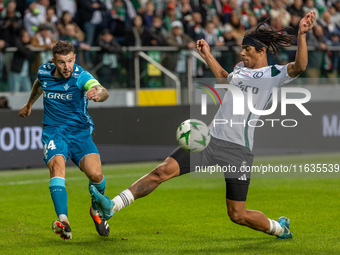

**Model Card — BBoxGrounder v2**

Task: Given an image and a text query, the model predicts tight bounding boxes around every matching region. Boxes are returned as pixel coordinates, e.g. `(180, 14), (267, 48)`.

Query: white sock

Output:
(90, 206), (98, 215)
(112, 189), (135, 213)
(59, 214), (69, 224)
(266, 219), (283, 236)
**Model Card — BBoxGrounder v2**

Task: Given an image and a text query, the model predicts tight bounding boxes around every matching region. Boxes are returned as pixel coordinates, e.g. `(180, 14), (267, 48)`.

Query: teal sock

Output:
(49, 177), (68, 217)
(89, 176), (106, 211)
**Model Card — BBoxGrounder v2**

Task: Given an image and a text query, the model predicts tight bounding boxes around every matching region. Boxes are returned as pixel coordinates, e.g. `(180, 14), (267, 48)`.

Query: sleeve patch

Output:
(271, 66), (281, 77)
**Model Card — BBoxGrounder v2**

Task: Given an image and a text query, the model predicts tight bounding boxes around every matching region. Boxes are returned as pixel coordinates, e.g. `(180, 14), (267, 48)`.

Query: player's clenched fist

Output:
(196, 39), (210, 60)
(86, 87), (100, 102)
(19, 104), (31, 117)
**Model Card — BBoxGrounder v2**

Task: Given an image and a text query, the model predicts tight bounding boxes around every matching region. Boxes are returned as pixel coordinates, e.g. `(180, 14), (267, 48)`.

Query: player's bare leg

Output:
(80, 153), (110, 236)
(48, 156), (72, 240)
(226, 199), (270, 231)
(129, 157), (180, 199)
(48, 155), (66, 179)
(89, 157), (180, 220)
(226, 199), (292, 238)
(80, 153), (104, 183)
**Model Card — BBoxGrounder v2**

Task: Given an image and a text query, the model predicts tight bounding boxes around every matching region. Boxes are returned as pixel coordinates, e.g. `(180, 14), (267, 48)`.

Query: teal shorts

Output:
(42, 125), (99, 168)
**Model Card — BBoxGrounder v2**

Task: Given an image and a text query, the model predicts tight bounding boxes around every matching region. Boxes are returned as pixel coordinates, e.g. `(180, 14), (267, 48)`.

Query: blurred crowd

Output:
(0, 0), (340, 91)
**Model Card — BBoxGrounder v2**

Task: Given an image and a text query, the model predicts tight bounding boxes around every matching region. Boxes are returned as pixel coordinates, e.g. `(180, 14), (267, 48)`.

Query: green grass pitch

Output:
(1, 153), (340, 255)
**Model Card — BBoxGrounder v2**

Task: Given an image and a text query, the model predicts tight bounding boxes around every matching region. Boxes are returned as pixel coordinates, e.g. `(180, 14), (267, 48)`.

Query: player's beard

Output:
(58, 69), (72, 79)
(63, 71), (72, 78)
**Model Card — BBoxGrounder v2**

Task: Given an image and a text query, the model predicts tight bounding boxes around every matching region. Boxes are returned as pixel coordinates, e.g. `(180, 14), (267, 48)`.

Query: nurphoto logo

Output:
(200, 84), (312, 128)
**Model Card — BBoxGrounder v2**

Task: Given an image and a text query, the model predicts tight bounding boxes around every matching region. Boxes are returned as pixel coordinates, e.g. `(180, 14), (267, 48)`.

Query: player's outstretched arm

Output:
(287, 11), (316, 78)
(19, 78), (43, 117)
(196, 39), (229, 83)
(86, 85), (109, 102)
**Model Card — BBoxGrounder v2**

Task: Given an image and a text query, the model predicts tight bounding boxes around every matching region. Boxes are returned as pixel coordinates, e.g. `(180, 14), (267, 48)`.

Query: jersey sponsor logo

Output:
(44, 91), (73, 100)
(238, 84), (259, 94)
(235, 81), (259, 94)
(64, 84), (70, 91)
(253, 72), (263, 79)
(42, 82), (47, 88)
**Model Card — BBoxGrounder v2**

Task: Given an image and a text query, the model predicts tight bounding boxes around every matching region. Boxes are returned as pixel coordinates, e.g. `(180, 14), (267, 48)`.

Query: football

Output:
(176, 119), (211, 152)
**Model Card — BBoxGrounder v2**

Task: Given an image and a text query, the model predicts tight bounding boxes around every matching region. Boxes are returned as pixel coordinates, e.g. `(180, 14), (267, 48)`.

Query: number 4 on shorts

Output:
(48, 140), (56, 150)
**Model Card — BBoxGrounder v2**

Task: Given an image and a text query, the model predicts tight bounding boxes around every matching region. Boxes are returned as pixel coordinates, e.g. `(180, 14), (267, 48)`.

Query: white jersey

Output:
(209, 62), (297, 151)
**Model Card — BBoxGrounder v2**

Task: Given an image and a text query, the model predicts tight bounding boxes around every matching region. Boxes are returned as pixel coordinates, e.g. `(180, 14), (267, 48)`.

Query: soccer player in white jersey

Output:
(90, 12), (316, 239)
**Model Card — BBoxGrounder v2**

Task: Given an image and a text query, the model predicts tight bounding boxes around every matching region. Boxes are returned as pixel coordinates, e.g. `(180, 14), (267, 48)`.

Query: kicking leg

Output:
(110, 156), (180, 213)
(48, 155), (72, 240)
(129, 156), (180, 199)
(89, 156), (181, 220)
(80, 153), (110, 236)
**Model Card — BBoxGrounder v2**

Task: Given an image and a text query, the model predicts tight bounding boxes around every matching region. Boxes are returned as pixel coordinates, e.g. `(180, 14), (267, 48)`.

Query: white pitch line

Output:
(0, 173), (143, 186)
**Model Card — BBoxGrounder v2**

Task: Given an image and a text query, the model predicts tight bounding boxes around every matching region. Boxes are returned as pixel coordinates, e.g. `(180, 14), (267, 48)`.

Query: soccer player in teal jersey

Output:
(90, 12), (316, 239)
(19, 41), (110, 240)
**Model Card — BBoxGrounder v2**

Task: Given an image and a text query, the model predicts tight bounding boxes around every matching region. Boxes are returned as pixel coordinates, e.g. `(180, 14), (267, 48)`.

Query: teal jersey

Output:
(38, 63), (99, 131)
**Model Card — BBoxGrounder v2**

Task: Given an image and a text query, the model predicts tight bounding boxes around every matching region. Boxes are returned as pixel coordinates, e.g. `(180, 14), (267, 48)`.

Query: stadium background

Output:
(0, 0), (340, 169)
(1, 1), (340, 254)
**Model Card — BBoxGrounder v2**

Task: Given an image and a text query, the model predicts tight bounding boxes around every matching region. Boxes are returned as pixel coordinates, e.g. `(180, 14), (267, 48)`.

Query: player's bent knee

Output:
(87, 171), (103, 183)
(49, 162), (65, 177)
(151, 164), (168, 183)
(151, 163), (176, 183)
(48, 156), (66, 177)
(51, 164), (63, 175)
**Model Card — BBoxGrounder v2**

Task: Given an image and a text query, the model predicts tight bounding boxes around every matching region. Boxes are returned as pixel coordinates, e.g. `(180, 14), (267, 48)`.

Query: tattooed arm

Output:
(19, 78), (43, 117)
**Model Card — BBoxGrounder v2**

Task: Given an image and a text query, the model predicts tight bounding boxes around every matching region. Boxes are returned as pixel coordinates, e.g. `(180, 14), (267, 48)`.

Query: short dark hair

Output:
(38, 24), (49, 31)
(100, 29), (112, 35)
(47, 6), (55, 12)
(20, 29), (29, 39)
(153, 15), (162, 20)
(52, 40), (74, 58)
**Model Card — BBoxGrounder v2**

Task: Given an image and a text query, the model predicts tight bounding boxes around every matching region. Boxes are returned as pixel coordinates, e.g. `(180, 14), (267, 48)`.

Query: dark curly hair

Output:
(245, 18), (296, 55)
(52, 40), (75, 58)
